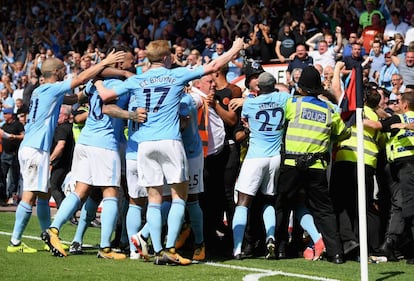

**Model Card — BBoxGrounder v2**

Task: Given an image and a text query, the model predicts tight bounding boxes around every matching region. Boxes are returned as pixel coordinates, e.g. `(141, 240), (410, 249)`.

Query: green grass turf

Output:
(1, 212), (413, 281)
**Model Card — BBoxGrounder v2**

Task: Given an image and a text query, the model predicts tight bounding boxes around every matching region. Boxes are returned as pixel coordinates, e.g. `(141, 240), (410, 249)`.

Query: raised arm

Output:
(332, 61), (344, 104)
(70, 50), (125, 89)
(305, 32), (323, 52)
(203, 37), (244, 74)
(333, 26), (343, 53)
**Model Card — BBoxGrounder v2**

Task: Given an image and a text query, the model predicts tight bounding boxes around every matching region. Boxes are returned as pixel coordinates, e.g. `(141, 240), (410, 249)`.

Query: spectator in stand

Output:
(135, 49), (149, 74)
(1, 88), (14, 111)
(275, 24), (296, 63)
(211, 43), (226, 59)
(340, 11), (359, 39)
(195, 9), (211, 33)
(308, 27), (342, 69)
(359, 0), (384, 29)
(391, 47), (414, 85)
(172, 7), (191, 38)
(402, 0), (414, 24)
(390, 73), (407, 95)
(361, 13), (385, 53)
(14, 99), (28, 115)
(286, 43), (313, 86)
(405, 14), (414, 46)
(186, 52), (201, 70)
(342, 43), (371, 78)
(343, 33), (367, 58)
(291, 21), (308, 46)
(384, 10), (410, 43)
(184, 27), (204, 53)
(217, 27), (232, 51)
(368, 40), (386, 83)
(201, 36), (216, 64)
(250, 23), (275, 64)
(171, 46), (188, 68)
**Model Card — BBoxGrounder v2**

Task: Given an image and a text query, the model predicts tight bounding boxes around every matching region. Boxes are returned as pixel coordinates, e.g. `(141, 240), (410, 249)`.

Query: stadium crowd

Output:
(1, 0), (414, 266)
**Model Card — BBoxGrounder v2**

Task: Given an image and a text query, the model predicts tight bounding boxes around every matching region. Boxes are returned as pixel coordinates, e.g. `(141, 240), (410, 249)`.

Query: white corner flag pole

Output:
(355, 65), (368, 281)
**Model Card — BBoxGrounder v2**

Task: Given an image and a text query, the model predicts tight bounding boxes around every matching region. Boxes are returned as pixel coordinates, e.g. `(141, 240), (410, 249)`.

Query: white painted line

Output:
(0, 231), (94, 247)
(205, 262), (341, 281)
(0, 230), (340, 280)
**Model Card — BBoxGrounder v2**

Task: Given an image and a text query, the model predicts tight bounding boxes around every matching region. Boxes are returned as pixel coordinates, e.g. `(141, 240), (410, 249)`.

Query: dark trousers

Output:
(223, 144), (240, 227)
(1, 152), (20, 198)
(201, 146), (228, 246)
(330, 162), (382, 252)
(201, 144), (239, 248)
(276, 165), (342, 257)
(244, 193), (266, 247)
(49, 166), (71, 208)
(391, 161), (414, 241)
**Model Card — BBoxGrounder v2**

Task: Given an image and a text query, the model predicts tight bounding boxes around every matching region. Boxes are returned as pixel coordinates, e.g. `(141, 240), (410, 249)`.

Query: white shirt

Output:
(404, 27), (414, 46)
(384, 21), (410, 39)
(191, 87), (225, 156)
(309, 49), (336, 69)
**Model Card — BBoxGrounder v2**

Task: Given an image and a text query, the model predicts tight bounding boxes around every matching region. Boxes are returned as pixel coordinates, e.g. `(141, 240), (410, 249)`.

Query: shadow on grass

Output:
(376, 271), (405, 281)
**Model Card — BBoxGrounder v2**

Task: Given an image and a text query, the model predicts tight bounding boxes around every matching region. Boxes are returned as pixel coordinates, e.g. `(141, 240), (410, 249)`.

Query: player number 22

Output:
(256, 108), (284, 131)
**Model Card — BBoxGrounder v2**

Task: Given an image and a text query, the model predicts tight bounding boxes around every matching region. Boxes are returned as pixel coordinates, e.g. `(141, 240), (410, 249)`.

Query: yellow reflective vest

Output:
(386, 111), (414, 162)
(284, 96), (351, 169)
(335, 106), (386, 168)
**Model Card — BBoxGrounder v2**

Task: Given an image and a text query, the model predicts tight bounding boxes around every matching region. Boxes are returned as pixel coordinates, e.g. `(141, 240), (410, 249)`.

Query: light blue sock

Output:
(263, 204), (276, 241)
(146, 203), (163, 253)
(187, 200), (204, 245)
(161, 201), (172, 226)
(296, 205), (320, 243)
(140, 222), (150, 239)
(11, 201), (32, 244)
(100, 197), (118, 249)
(126, 204), (142, 252)
(36, 198), (51, 231)
(232, 205), (248, 255)
(165, 198), (186, 249)
(73, 197), (99, 243)
(50, 192), (80, 230)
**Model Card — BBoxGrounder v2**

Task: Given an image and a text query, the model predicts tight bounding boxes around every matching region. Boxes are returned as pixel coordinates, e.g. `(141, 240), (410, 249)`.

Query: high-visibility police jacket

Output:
(335, 106), (386, 168)
(386, 111), (414, 163)
(284, 95), (351, 169)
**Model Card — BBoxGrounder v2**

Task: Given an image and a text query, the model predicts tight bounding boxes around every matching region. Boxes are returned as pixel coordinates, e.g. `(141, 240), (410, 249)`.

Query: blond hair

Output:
(146, 40), (171, 63)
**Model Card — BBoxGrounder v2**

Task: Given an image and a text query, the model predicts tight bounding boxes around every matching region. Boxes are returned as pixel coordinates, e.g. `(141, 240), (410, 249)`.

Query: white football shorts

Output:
(137, 140), (188, 187)
(126, 159), (148, 198)
(18, 146), (50, 193)
(235, 155), (281, 196)
(71, 143), (121, 187)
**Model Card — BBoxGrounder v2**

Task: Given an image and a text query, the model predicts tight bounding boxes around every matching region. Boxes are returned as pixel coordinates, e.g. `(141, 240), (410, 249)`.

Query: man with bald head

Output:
(7, 51), (124, 254)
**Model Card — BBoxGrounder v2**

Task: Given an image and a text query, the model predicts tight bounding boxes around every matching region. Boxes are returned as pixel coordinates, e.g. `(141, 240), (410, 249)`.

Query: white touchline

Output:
(1, 230), (340, 281)
(205, 262), (341, 281)
(0, 231), (94, 248)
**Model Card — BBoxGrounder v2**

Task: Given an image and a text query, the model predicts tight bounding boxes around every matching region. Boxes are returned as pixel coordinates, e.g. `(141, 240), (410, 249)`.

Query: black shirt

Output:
(1, 119), (24, 153)
(51, 122), (75, 169)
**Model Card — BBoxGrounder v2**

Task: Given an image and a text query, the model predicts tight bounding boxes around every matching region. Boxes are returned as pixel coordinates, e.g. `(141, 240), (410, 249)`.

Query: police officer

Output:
(276, 66), (351, 264)
(330, 87), (386, 256)
(365, 91), (414, 265)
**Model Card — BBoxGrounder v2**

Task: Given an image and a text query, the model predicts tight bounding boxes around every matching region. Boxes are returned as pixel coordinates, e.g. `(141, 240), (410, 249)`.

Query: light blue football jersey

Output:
(21, 79), (71, 152)
(113, 66), (204, 143)
(242, 91), (290, 158)
(110, 80), (130, 147)
(180, 93), (202, 159)
(77, 79), (126, 151)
